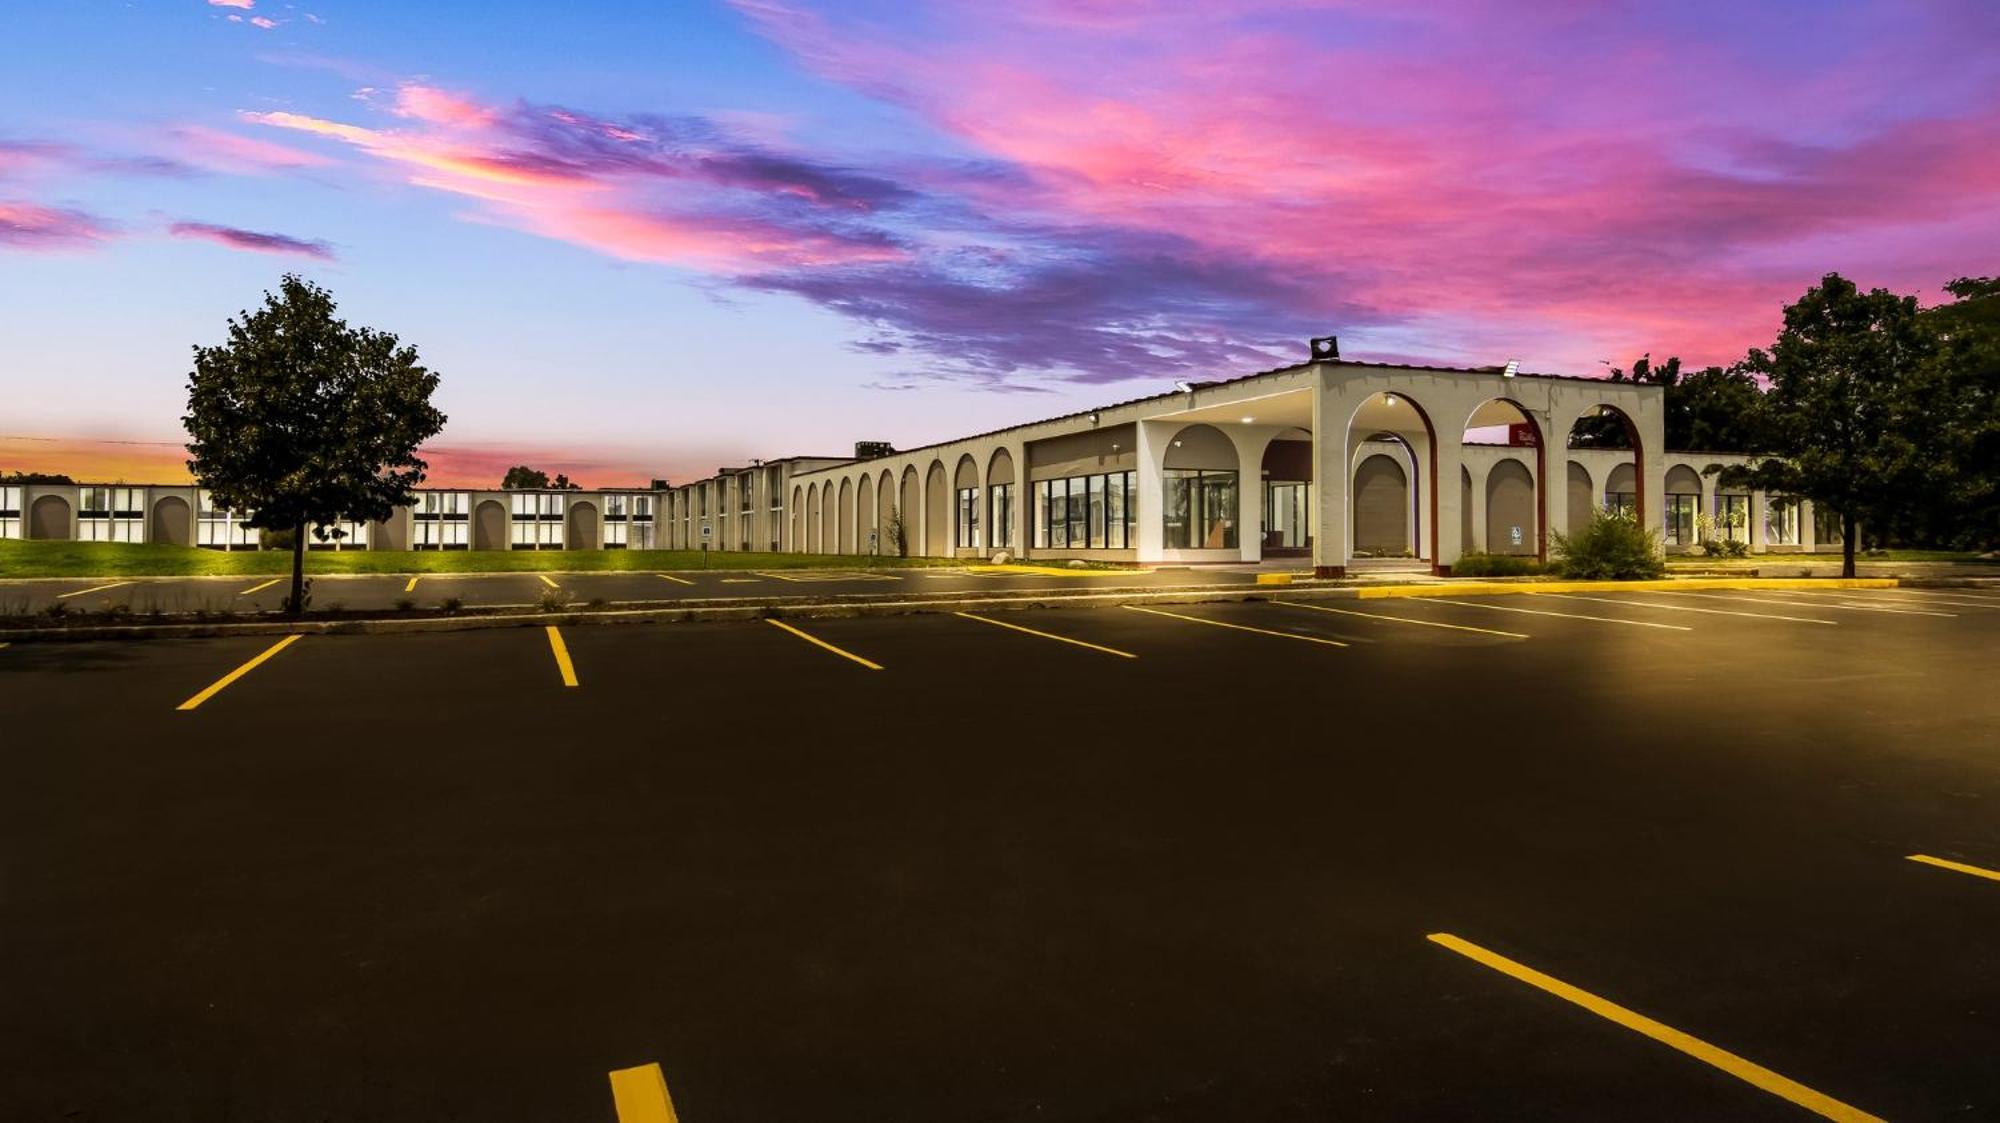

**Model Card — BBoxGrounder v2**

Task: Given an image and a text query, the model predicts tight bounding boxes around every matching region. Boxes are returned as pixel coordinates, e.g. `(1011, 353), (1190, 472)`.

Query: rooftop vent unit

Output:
(854, 440), (895, 459)
(1310, 335), (1340, 360)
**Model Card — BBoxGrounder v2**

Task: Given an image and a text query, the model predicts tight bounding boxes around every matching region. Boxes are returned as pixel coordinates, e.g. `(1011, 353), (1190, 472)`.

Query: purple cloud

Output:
(169, 221), (335, 260)
(0, 202), (116, 250)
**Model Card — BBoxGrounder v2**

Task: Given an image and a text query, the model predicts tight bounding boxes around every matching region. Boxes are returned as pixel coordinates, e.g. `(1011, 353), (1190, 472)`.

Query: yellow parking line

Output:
(656, 573), (695, 586)
(176, 634), (303, 711)
(545, 626), (579, 687)
(765, 618), (883, 669)
(1428, 933), (1882, 1122)
(404, 576), (420, 593)
(1272, 600), (1528, 639)
(1422, 597), (1692, 631)
(238, 578), (282, 596)
(608, 1062), (680, 1123)
(57, 581), (132, 599)
(1908, 854), (2000, 884)
(1541, 592), (1836, 625)
(536, 574), (560, 589)
(1122, 605), (1347, 647)
(955, 611), (1137, 658)
(753, 570), (806, 583)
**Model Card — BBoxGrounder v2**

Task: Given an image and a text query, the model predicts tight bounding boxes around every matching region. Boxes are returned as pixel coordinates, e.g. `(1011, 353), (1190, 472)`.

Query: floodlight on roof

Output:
(1502, 359), (1520, 378)
(1173, 380), (1195, 393)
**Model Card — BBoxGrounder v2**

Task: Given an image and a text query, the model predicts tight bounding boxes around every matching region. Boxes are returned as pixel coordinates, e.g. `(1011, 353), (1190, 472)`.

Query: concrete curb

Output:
(0, 573), (1967, 644)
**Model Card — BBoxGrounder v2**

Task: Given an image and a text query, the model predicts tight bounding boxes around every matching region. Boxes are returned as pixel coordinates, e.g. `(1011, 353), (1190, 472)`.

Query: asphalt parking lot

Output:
(0, 565), (1265, 616)
(3, 585), (1998, 1121)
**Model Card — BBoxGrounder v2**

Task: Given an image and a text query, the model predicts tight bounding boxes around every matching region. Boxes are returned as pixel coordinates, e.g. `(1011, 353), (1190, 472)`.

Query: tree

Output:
(184, 275), (446, 614)
(1905, 276), (1998, 549)
(502, 465), (551, 489)
(551, 473), (580, 490)
(1722, 273), (1934, 577)
(0, 470), (77, 484)
(1573, 354), (1770, 452)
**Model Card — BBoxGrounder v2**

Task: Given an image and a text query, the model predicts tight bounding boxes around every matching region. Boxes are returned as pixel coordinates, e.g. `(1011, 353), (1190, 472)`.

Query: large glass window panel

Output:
(1664, 494), (1697, 546)
(1163, 471), (1194, 549)
(1766, 497), (1799, 545)
(1716, 494), (1750, 542)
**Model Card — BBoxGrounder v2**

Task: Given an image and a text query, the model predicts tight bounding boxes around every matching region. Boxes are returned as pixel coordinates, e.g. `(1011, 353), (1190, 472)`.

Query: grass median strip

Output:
(238, 578), (282, 596)
(176, 634), (302, 711)
(1907, 854), (2000, 884)
(954, 611), (1137, 657)
(545, 626), (580, 686)
(1422, 597), (1692, 631)
(1428, 933), (1883, 1122)
(1539, 592), (1836, 625)
(1272, 600), (1528, 639)
(1122, 605), (1348, 647)
(608, 1062), (680, 1123)
(57, 581), (132, 599)
(765, 618), (883, 669)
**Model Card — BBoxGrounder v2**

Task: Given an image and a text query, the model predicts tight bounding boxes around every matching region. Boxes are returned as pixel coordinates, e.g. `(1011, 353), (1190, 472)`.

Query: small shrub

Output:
(538, 586), (573, 613)
(1451, 552), (1547, 577)
(1553, 510), (1665, 580)
(394, 597), (417, 612)
(1700, 537), (1749, 559)
(439, 595), (465, 614)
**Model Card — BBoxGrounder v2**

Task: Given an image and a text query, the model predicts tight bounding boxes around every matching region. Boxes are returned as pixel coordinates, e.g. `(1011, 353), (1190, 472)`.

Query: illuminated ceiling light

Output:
(1385, 394), (1399, 406)
(1240, 416), (1255, 424)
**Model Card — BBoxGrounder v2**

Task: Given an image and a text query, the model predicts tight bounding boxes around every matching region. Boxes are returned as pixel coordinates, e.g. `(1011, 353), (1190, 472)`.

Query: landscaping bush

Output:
(1450, 552), (1548, 577)
(1700, 537), (1749, 559)
(1552, 510), (1665, 579)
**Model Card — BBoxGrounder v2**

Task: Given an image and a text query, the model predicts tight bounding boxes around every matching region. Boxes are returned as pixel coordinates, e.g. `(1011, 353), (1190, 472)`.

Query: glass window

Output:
(79, 486), (146, 542)
(308, 519), (369, 550)
(412, 491), (471, 549)
(1604, 491), (1637, 518)
(1715, 494), (1750, 542)
(196, 490), (260, 549)
(1814, 503), (1844, 544)
(1766, 497), (1800, 545)
(0, 485), (21, 539)
(1032, 472), (1134, 550)
(1164, 470), (1237, 549)
(1663, 493), (1698, 546)
(510, 493), (565, 549)
(956, 486), (981, 549)
(989, 483), (1013, 550)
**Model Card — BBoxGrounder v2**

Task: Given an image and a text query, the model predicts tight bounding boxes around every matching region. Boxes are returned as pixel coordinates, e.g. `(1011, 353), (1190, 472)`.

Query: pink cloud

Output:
(0, 202), (115, 250)
(169, 220), (334, 260)
(249, 16), (278, 29)
(207, 0), (255, 8)
(169, 125), (334, 173)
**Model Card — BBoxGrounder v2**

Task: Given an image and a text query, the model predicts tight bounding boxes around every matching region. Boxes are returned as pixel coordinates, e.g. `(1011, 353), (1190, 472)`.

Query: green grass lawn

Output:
(0, 539), (967, 578)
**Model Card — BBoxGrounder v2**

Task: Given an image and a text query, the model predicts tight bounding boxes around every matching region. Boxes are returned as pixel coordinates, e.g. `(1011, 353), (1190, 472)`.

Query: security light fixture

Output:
(1310, 335), (1339, 359)
(1088, 411), (1101, 425)
(1502, 360), (1519, 378)
(1174, 380), (1195, 393)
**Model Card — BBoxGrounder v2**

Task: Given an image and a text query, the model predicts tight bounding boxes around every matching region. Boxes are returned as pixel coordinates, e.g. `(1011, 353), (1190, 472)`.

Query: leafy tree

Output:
(551, 473), (580, 490)
(1721, 273), (1934, 577)
(1904, 276), (1998, 549)
(0, 470), (77, 484)
(1572, 354), (1770, 452)
(184, 275), (446, 614)
(502, 465), (551, 490)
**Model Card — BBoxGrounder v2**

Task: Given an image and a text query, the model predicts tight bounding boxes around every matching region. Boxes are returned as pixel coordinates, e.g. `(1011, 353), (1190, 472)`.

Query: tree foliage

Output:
(1569, 354), (1769, 452)
(502, 465), (551, 489)
(184, 275), (446, 613)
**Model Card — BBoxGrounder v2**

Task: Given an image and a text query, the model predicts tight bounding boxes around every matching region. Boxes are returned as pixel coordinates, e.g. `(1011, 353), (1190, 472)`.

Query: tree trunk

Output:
(289, 518), (307, 616)
(1841, 511), (1857, 579)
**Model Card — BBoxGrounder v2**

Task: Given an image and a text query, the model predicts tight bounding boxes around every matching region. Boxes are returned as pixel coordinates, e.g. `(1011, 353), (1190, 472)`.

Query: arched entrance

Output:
(1462, 398), (1545, 560)
(1567, 404), (1644, 527)
(952, 454), (980, 552)
(791, 486), (804, 551)
(474, 499), (507, 550)
(856, 473), (876, 555)
(151, 496), (190, 547)
(899, 466), (920, 557)
(985, 448), (1015, 553)
(1345, 391), (1437, 571)
(924, 460), (948, 556)
(28, 494), (70, 540)
(821, 481), (838, 554)
(566, 501), (599, 550)
(837, 478), (854, 554)
(1260, 427), (1312, 556)
(1162, 423), (1242, 552)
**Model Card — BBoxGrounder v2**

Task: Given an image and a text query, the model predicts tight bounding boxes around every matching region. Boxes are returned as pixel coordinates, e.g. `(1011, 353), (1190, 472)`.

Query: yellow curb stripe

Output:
(1423, 597), (1691, 631)
(177, 634), (302, 711)
(238, 578), (282, 595)
(404, 576), (420, 592)
(955, 611), (1137, 657)
(1908, 854), (2000, 884)
(656, 573), (696, 586)
(1272, 599), (1528, 639)
(536, 574), (560, 589)
(1122, 604), (1348, 647)
(765, 618), (883, 669)
(1540, 592), (1837, 625)
(608, 1062), (680, 1123)
(545, 626), (579, 687)
(1428, 933), (1883, 1122)
(58, 581), (132, 599)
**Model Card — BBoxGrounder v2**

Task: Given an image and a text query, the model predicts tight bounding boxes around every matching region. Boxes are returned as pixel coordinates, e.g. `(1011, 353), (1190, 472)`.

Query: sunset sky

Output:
(3, 0), (1996, 487)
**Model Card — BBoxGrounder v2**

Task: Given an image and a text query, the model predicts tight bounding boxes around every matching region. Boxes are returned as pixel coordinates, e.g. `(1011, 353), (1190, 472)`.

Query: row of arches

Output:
(794, 448), (1020, 557)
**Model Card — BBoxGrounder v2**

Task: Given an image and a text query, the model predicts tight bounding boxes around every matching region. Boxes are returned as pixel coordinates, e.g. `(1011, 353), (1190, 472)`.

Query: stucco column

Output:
(1433, 434), (1465, 573)
(1310, 383), (1351, 577)
(1800, 498), (1817, 552)
(1641, 444), (1669, 557)
(1749, 490), (1767, 553)
(1225, 425), (1276, 563)
(1698, 471), (1717, 547)
(1134, 420), (1169, 563)
(1009, 441), (1030, 559)
(1465, 461), (1488, 554)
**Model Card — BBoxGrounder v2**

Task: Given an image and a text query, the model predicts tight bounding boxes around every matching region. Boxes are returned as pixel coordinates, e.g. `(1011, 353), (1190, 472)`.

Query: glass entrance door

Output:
(1265, 481), (1309, 549)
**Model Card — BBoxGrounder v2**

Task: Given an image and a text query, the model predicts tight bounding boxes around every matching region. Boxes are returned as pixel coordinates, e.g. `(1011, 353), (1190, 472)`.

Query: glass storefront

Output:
(1164, 469), (1237, 550)
(1264, 481), (1309, 549)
